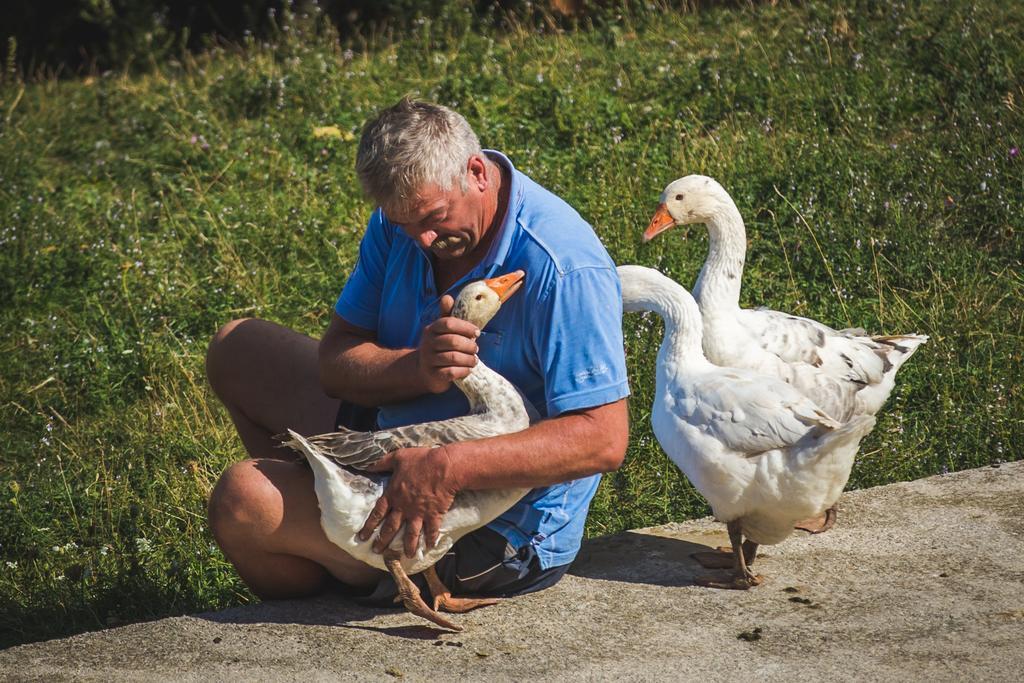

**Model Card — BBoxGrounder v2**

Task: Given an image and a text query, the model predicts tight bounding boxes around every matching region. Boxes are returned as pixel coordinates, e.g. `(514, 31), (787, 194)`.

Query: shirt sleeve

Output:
(531, 266), (630, 416)
(334, 209), (393, 331)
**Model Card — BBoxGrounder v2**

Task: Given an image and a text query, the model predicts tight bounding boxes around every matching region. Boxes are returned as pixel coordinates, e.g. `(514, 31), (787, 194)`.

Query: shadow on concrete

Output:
(570, 529), (731, 586)
(196, 593), (451, 640)
(193, 528), (735, 636)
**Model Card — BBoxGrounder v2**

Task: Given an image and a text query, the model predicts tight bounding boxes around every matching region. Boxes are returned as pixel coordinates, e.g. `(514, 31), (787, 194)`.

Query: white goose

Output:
(619, 265), (876, 588)
(645, 176), (927, 530)
(282, 270), (536, 631)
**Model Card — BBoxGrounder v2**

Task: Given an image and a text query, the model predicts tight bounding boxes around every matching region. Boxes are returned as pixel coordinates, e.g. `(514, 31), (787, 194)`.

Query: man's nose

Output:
(415, 229), (438, 249)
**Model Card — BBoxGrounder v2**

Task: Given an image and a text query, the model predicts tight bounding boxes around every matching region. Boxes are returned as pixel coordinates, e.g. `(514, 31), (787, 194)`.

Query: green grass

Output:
(1, 0), (1021, 648)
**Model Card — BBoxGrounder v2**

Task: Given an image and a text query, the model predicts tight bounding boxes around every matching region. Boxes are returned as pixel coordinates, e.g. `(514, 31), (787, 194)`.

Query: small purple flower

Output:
(189, 134), (198, 145)
(320, 148), (329, 157)
(1011, 147), (1020, 159)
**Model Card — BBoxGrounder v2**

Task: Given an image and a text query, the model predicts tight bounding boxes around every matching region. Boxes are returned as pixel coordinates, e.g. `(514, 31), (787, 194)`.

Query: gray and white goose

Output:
(282, 270), (536, 631)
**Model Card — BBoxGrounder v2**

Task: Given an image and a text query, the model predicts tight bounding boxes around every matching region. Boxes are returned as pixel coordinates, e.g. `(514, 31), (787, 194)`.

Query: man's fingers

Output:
(358, 496), (389, 541)
(430, 350), (478, 369)
(373, 509), (404, 553)
(423, 519), (441, 550)
(438, 294), (455, 318)
(428, 317), (481, 340)
(429, 332), (480, 355)
(363, 452), (394, 473)
(439, 366), (474, 382)
(403, 519), (423, 558)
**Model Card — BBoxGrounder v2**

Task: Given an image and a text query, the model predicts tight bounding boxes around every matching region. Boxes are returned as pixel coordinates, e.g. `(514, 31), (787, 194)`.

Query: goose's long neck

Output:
(448, 303), (534, 426)
(692, 198), (746, 313)
(620, 268), (709, 378)
(454, 356), (535, 426)
(448, 306), (500, 414)
(454, 362), (500, 413)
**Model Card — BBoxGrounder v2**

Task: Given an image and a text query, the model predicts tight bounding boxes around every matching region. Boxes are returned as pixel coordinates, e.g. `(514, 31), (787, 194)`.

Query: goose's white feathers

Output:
(620, 264), (875, 546)
(671, 368), (841, 455)
(284, 429), (527, 574)
(646, 175), (927, 420)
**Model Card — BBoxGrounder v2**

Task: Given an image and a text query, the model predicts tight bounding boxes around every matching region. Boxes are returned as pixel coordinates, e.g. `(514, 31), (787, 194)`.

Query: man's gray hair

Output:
(356, 97), (483, 216)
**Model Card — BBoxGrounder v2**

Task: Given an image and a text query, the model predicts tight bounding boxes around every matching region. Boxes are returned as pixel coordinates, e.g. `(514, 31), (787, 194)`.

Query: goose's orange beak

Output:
(643, 204), (677, 242)
(484, 270), (525, 302)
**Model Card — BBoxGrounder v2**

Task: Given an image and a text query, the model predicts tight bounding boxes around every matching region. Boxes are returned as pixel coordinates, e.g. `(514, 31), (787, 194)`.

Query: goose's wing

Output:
(738, 307), (886, 384)
(286, 415), (505, 470)
(739, 307), (839, 365)
(784, 362), (862, 422)
(674, 368), (840, 455)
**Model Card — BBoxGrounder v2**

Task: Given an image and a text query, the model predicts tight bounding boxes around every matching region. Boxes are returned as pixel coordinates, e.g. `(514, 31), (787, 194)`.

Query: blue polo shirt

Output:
(334, 150), (629, 568)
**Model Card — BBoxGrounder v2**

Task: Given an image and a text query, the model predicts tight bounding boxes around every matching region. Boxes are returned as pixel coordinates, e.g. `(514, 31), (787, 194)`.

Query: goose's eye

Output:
(675, 193), (684, 201)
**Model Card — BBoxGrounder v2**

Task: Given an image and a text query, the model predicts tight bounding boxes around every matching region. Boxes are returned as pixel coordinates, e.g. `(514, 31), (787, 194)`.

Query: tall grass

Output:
(1, 0), (1021, 647)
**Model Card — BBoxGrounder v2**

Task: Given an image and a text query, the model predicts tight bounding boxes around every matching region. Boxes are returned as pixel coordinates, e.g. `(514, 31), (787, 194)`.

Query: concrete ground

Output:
(2, 461), (1022, 682)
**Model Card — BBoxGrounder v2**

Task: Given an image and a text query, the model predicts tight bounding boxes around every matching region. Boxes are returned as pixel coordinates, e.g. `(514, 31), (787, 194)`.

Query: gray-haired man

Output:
(206, 98), (629, 607)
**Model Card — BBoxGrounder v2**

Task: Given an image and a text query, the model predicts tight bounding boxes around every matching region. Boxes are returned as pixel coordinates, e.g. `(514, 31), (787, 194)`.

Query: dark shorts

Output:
(333, 401), (571, 604)
(355, 525), (569, 606)
(334, 400), (380, 433)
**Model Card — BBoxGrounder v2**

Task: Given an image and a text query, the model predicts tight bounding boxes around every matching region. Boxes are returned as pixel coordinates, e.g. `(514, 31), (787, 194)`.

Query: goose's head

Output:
(643, 175), (732, 242)
(452, 270), (525, 329)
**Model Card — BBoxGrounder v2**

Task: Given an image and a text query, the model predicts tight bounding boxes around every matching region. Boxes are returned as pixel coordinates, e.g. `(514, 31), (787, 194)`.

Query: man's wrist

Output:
(397, 347), (432, 396)
(434, 443), (466, 493)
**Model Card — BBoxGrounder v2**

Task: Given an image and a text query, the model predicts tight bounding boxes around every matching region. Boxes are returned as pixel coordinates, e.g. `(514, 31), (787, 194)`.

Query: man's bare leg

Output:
(206, 317), (377, 595)
(208, 458), (382, 598)
(206, 317), (340, 460)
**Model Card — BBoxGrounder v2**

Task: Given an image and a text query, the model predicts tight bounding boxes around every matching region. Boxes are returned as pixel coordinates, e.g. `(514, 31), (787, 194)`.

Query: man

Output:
(206, 98), (629, 605)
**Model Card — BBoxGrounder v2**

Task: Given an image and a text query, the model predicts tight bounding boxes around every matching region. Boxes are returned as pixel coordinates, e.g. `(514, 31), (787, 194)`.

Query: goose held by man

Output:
(282, 270), (536, 631)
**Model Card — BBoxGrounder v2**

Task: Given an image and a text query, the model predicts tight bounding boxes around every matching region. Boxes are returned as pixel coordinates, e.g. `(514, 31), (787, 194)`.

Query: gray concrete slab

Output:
(2, 461), (1022, 681)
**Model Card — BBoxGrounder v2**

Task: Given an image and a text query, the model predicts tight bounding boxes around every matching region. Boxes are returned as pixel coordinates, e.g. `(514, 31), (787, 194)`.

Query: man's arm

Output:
(318, 296), (479, 407)
(359, 398), (629, 557)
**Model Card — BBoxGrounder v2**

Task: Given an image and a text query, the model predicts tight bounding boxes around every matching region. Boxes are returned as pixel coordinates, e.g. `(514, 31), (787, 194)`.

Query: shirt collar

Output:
(475, 149), (523, 278)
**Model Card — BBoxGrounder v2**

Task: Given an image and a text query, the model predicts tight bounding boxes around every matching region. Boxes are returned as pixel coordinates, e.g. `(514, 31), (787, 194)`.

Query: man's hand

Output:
(358, 446), (462, 558)
(416, 294), (480, 394)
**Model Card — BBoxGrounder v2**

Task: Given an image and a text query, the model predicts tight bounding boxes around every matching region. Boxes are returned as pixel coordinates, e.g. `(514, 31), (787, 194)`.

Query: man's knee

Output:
(205, 318), (255, 397)
(208, 459), (277, 550)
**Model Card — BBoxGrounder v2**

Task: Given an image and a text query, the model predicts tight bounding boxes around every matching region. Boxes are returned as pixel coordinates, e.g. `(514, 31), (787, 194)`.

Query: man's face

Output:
(388, 164), (489, 261)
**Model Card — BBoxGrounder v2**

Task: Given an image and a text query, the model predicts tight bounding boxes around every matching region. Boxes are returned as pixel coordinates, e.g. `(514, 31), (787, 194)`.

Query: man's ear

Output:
(467, 155), (488, 192)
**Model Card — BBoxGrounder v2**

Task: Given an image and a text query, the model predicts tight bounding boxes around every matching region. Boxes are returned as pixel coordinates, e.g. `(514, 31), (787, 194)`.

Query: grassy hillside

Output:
(1, 0), (1021, 647)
